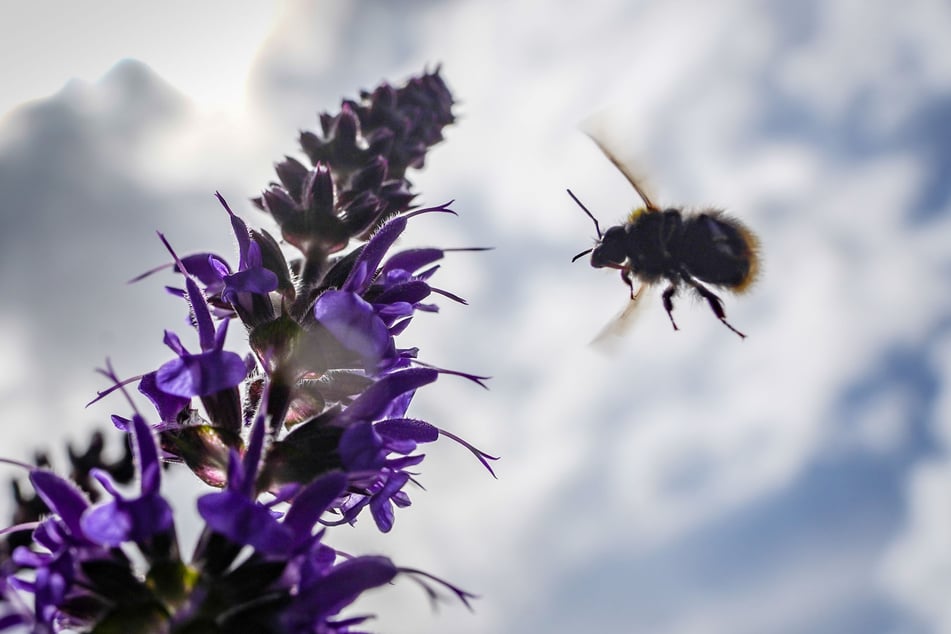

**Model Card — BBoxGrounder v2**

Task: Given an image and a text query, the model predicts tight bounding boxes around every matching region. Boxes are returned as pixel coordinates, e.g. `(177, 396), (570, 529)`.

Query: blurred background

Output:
(2, 1), (951, 632)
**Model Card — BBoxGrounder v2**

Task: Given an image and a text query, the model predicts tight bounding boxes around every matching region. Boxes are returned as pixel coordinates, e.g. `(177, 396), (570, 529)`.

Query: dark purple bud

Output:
(340, 191), (384, 236)
(261, 188), (298, 226)
(366, 127), (395, 157)
(369, 83), (397, 112)
(350, 156), (388, 192)
(318, 112), (335, 136)
(332, 103), (360, 150)
(302, 163), (335, 217)
(251, 229), (295, 298)
(274, 156), (310, 200)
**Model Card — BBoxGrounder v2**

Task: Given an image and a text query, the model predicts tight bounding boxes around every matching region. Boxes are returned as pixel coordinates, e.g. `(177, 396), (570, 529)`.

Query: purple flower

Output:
(133, 193), (287, 325)
(4, 416), (174, 631)
(197, 403), (298, 555)
(217, 194), (280, 295)
(153, 320), (246, 398)
(332, 371), (439, 532)
(3, 397), (472, 633)
(136, 234), (251, 441)
(12, 471), (98, 629)
(313, 289), (397, 374)
(4, 67), (489, 632)
(147, 260), (248, 401)
(280, 555), (398, 633)
(80, 415), (173, 546)
(207, 192), (281, 327)
(258, 159), (379, 257)
(308, 204), (466, 378)
(261, 366), (495, 533)
(137, 370), (189, 423)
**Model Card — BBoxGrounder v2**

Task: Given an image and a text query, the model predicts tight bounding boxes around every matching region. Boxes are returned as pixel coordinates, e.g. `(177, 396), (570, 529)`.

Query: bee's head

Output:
(568, 189), (628, 269)
(589, 225), (627, 268)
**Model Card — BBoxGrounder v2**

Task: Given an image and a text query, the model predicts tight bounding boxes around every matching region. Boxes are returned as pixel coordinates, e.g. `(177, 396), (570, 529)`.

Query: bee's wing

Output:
(583, 130), (658, 211)
(585, 131), (657, 210)
(590, 285), (649, 350)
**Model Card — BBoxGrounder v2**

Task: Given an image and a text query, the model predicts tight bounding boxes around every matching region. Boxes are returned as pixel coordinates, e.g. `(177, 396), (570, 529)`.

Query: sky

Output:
(2, 1), (951, 632)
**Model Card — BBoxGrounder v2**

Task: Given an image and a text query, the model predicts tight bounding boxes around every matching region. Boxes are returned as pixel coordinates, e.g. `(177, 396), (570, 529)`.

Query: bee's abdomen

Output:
(680, 213), (759, 289)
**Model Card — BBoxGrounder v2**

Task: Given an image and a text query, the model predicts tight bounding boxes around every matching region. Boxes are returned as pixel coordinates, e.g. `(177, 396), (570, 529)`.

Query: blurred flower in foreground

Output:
(1, 67), (492, 632)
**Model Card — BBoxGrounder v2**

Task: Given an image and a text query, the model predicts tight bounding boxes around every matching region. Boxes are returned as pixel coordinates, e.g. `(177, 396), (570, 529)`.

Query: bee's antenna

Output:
(567, 189), (602, 238)
(571, 248), (593, 263)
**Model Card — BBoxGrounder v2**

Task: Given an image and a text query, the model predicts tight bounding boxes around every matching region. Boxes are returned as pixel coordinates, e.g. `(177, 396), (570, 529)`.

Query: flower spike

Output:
(2, 67), (489, 633)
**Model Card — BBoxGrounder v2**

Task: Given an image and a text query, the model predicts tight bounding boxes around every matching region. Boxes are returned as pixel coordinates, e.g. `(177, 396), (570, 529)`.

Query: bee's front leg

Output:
(620, 268), (636, 299)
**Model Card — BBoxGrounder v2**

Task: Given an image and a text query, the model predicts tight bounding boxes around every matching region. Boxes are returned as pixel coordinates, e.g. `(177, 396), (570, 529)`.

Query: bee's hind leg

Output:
(684, 277), (746, 339)
(662, 284), (679, 331)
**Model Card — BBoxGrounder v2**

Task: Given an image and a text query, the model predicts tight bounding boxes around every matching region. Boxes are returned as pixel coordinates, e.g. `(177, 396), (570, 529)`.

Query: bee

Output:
(570, 134), (760, 339)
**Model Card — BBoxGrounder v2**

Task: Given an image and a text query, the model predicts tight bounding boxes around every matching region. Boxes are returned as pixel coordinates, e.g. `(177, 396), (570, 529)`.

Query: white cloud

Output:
(0, 1), (277, 117)
(881, 457), (951, 631)
(880, 332), (951, 629)
(3, 0), (951, 632)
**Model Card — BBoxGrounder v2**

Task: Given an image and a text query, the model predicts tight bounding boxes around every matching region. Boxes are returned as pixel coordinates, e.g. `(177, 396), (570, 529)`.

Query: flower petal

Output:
(197, 490), (293, 556)
(155, 350), (248, 397)
(313, 290), (394, 372)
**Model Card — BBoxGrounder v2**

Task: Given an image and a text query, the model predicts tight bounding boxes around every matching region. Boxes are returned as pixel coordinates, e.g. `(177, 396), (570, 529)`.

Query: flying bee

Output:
(570, 134), (760, 339)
